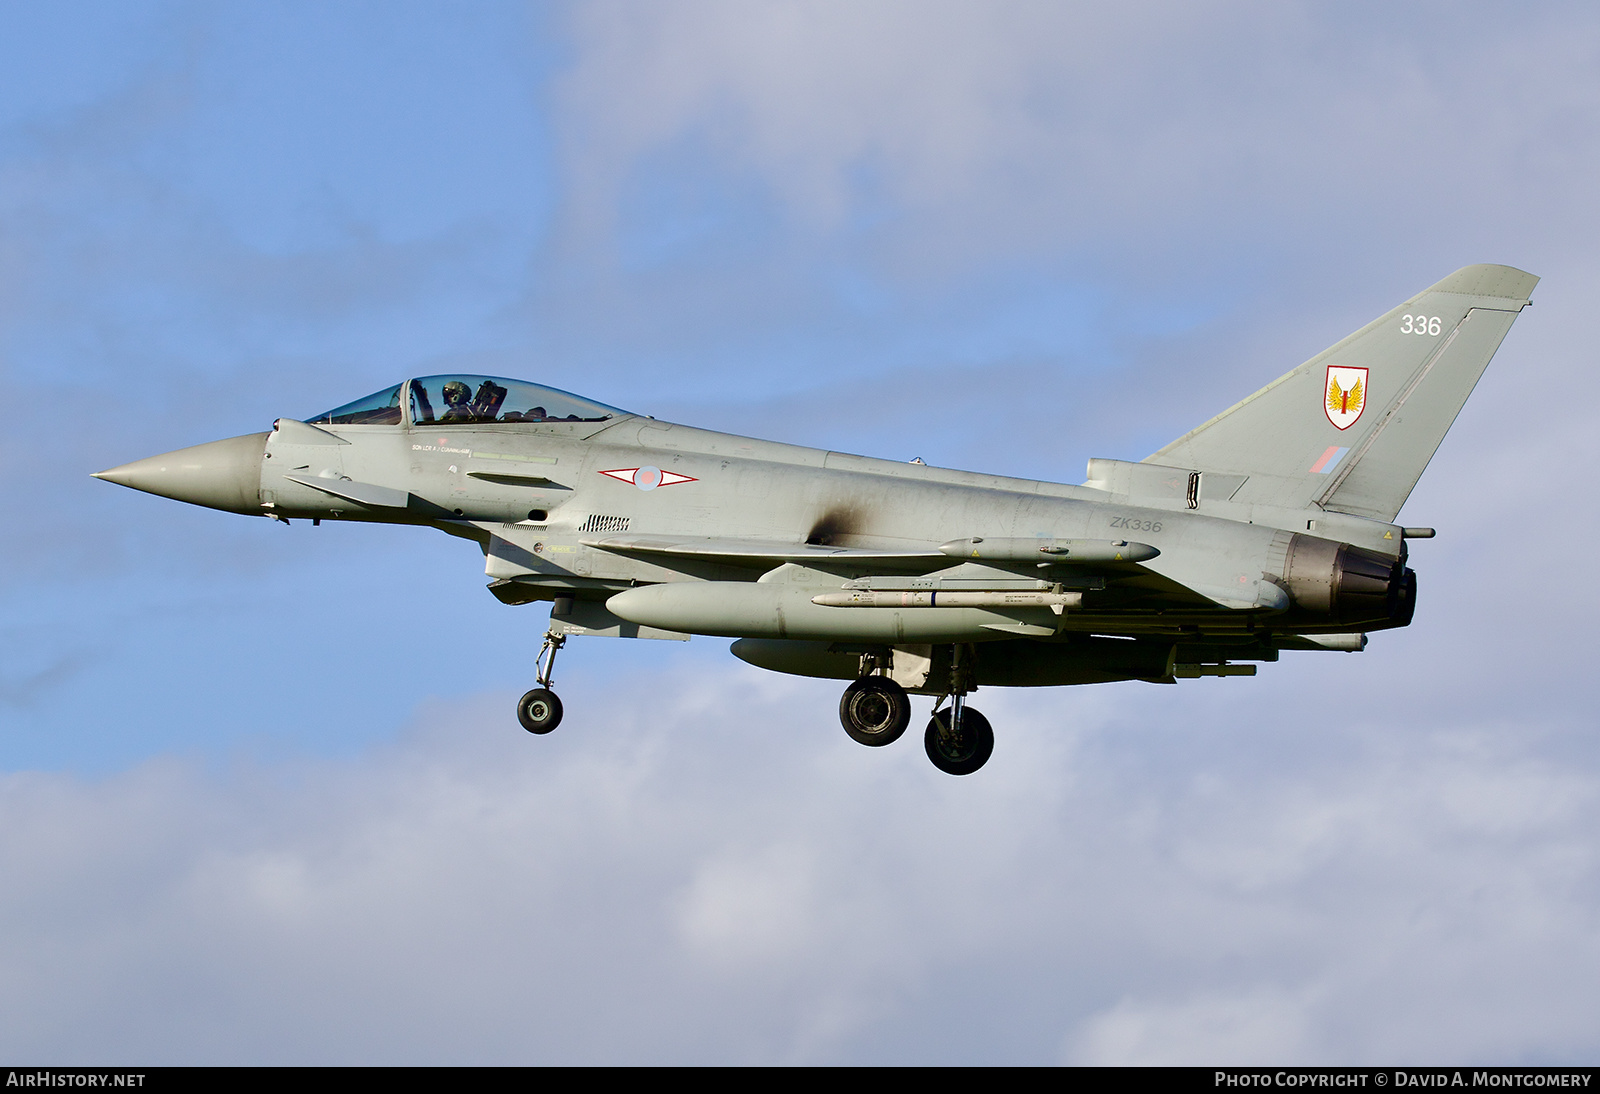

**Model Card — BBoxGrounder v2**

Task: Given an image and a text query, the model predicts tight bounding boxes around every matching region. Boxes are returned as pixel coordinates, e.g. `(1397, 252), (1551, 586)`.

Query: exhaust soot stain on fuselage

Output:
(805, 505), (867, 547)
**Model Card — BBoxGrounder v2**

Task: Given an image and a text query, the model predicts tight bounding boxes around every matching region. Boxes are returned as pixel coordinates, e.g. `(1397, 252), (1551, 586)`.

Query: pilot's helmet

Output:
(442, 380), (471, 406)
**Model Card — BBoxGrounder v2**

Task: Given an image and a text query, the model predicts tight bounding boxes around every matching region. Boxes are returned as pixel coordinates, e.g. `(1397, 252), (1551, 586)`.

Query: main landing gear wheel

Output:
(518, 687), (563, 734)
(924, 707), (994, 775)
(839, 676), (911, 747)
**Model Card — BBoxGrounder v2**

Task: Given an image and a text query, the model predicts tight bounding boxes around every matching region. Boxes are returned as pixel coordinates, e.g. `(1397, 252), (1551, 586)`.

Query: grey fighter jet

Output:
(95, 265), (1535, 775)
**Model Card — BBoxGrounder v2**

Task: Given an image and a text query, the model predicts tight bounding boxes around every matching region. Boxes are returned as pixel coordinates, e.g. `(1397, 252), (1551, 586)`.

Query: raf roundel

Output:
(599, 466), (697, 491)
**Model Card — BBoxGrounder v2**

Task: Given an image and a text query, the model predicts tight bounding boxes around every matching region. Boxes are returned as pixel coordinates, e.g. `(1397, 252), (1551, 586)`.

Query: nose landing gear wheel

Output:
(519, 627), (567, 735)
(518, 687), (563, 734)
(839, 676), (911, 746)
(924, 707), (993, 775)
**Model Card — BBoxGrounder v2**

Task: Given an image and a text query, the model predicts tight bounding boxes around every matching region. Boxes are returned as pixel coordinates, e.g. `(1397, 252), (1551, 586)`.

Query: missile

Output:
(810, 590), (1083, 610)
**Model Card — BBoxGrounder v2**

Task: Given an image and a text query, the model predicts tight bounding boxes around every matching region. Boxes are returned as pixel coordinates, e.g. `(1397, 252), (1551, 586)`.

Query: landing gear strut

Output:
(518, 629), (565, 735)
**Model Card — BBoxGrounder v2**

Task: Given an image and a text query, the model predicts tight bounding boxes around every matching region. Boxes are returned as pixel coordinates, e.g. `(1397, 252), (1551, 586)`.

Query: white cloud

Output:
(1, 656), (1595, 1063)
(553, 0), (1600, 273)
(1068, 988), (1316, 1066)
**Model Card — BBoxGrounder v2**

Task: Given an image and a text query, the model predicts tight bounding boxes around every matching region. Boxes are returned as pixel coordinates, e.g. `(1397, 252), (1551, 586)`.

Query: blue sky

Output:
(2, 0), (1598, 1063)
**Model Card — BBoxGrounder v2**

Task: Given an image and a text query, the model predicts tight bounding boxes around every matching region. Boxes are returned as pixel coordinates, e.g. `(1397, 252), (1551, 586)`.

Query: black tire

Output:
(839, 676), (911, 747)
(923, 707), (994, 775)
(517, 688), (563, 735)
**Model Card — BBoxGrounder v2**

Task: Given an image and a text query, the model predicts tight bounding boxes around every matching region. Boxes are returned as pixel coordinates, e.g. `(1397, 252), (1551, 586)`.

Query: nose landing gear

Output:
(518, 629), (566, 735)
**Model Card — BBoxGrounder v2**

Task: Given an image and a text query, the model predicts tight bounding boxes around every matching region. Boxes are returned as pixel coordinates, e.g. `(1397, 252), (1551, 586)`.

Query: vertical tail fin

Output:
(1148, 265), (1537, 521)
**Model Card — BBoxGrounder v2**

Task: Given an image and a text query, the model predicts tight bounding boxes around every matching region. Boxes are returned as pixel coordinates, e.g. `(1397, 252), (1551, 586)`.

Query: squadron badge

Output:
(1324, 365), (1368, 430)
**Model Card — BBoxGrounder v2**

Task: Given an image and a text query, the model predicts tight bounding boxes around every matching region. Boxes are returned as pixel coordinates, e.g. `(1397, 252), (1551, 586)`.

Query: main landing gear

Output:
(839, 675), (911, 746)
(517, 629), (565, 734)
(837, 645), (994, 775)
(923, 697), (994, 777)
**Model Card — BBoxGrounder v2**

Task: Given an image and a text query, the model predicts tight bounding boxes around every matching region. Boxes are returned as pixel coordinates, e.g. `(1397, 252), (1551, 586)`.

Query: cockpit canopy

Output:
(306, 375), (628, 427)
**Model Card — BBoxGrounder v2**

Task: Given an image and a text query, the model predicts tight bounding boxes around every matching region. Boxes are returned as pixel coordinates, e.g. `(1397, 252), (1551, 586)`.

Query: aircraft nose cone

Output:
(94, 432), (268, 514)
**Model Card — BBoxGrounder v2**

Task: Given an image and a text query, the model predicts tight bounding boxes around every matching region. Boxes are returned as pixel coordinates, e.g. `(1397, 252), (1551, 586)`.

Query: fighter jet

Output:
(94, 264), (1535, 775)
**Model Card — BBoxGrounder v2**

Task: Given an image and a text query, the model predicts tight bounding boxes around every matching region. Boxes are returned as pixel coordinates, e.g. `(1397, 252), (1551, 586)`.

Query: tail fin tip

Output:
(1424, 264), (1538, 303)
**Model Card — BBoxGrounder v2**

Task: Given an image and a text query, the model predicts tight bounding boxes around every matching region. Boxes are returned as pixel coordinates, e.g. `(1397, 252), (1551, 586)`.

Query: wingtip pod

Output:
(1422, 264), (1539, 304)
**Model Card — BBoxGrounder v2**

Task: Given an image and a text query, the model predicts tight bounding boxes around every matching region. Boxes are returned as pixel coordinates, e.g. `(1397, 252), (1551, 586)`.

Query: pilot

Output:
(440, 380), (475, 421)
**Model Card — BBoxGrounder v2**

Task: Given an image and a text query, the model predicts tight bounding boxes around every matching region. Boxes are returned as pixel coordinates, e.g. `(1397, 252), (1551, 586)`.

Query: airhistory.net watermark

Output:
(5, 1075), (145, 1088)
